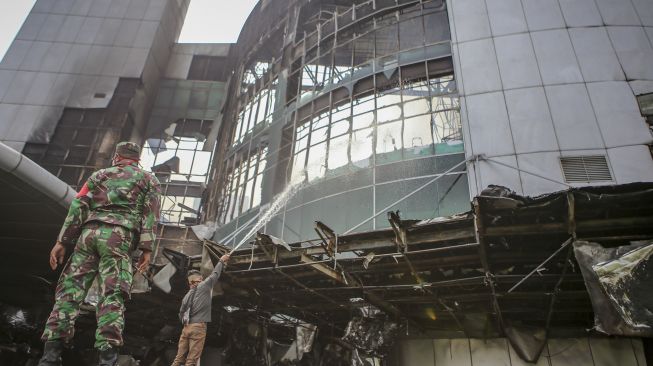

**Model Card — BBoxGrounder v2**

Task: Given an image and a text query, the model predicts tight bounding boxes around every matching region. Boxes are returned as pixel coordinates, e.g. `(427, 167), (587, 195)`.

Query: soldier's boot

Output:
(98, 347), (119, 366)
(37, 341), (63, 366)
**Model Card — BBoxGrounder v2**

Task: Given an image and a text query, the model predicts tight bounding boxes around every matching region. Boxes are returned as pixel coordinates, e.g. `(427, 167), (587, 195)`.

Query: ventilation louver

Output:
(560, 155), (612, 183)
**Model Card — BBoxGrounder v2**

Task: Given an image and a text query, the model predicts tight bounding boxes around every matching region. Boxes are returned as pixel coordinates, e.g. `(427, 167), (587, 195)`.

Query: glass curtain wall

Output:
(213, 0), (468, 244)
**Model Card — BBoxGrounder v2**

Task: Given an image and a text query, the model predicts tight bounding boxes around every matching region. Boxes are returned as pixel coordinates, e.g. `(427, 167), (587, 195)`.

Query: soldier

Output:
(38, 142), (161, 366)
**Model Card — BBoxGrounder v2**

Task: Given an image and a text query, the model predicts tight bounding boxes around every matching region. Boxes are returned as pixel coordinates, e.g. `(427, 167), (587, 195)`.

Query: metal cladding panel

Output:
(494, 33), (542, 90)
(548, 338), (594, 366)
(608, 26), (653, 81)
(470, 339), (511, 366)
(504, 87), (558, 154)
(569, 27), (625, 82)
(449, 0), (492, 43)
(458, 38), (501, 95)
(558, 0), (603, 27)
(531, 29), (583, 85)
(485, 0), (527, 36)
(398, 339), (435, 366)
(545, 84), (604, 151)
(521, 0), (565, 31)
(433, 339), (473, 366)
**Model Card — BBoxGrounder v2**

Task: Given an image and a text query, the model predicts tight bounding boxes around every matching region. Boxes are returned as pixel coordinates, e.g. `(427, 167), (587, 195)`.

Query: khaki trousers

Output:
(171, 322), (207, 366)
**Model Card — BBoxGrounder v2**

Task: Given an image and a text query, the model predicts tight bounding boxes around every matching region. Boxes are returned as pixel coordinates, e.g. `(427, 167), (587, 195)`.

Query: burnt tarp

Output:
(574, 240), (653, 336)
(341, 308), (400, 357)
(503, 321), (547, 362)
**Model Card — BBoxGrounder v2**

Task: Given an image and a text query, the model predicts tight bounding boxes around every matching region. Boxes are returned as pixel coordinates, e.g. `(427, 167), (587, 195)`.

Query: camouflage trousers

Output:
(42, 222), (134, 351)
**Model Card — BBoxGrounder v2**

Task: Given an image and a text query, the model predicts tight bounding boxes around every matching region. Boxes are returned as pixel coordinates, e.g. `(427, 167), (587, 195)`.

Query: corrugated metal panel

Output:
(560, 156), (612, 183)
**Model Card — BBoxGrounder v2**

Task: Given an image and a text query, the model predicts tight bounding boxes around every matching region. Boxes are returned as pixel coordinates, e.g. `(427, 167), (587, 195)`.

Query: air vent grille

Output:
(560, 155), (612, 183)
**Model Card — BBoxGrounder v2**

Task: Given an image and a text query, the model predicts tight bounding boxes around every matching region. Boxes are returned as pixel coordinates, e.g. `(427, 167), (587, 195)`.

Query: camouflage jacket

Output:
(58, 161), (161, 252)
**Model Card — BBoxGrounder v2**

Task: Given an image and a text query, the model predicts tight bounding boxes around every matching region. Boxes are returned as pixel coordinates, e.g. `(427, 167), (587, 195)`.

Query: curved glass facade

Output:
(208, 0), (469, 245)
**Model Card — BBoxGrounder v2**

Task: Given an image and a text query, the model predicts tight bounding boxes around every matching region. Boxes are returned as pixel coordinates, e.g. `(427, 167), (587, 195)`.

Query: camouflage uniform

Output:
(41, 142), (161, 351)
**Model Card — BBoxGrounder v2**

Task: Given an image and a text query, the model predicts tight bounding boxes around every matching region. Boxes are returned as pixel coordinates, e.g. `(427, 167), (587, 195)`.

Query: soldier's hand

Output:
(137, 250), (151, 273)
(220, 254), (230, 263)
(49, 242), (66, 270)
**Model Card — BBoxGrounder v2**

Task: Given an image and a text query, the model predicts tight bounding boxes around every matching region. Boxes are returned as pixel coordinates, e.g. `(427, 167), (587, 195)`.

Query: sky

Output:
(0, 0), (259, 61)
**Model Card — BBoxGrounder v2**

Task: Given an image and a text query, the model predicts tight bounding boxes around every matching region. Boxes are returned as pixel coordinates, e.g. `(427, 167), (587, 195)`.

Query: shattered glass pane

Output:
(328, 134), (349, 170)
(306, 142), (327, 181)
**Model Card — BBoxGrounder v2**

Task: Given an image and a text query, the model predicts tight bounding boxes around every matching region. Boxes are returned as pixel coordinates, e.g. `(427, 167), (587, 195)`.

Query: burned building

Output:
(0, 0), (652, 365)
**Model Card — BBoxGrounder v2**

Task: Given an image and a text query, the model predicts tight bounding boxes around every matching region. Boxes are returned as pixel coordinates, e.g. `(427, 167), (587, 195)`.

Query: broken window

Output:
(140, 119), (213, 225)
(219, 145), (269, 224)
(232, 79), (277, 146)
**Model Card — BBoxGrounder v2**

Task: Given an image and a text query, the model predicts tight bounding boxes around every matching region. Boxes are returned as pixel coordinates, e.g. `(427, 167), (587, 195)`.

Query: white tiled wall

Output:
(0, 0), (190, 151)
(389, 337), (646, 366)
(449, 0), (653, 197)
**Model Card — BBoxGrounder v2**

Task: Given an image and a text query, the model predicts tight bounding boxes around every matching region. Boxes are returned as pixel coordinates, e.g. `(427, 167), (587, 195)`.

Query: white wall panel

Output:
(608, 26), (653, 80)
(548, 338), (594, 366)
(589, 338), (639, 366)
(134, 21), (160, 48)
(632, 0), (653, 26)
(521, 0), (565, 31)
(450, 0), (492, 43)
(107, 0), (131, 19)
(33, 0), (56, 13)
(75, 17), (103, 44)
(114, 20), (142, 47)
(55, 15), (85, 43)
(41, 43), (71, 73)
(9, 105), (43, 144)
(165, 53), (192, 79)
(470, 338), (511, 366)
(16, 13), (47, 41)
(60, 44), (91, 73)
(494, 34), (542, 89)
(466, 92), (515, 157)
(608, 145), (653, 183)
(398, 339), (435, 366)
(504, 87), (558, 154)
(531, 30), (583, 85)
(67, 75), (96, 108)
(36, 14), (66, 42)
(434, 339), (473, 366)
(545, 84), (604, 150)
(2, 71), (37, 104)
(94, 18), (122, 46)
(0, 40), (32, 70)
(517, 152), (568, 195)
(0, 104), (20, 138)
(70, 0), (92, 16)
(0, 71), (15, 101)
(52, 0), (76, 15)
(587, 81), (651, 148)
(486, 0), (527, 36)
(629, 80), (653, 95)
(125, 0), (150, 20)
(122, 48), (149, 77)
(458, 39), (502, 95)
(101, 47), (130, 76)
(82, 45), (112, 75)
(19, 41), (51, 71)
(477, 155), (524, 194)
(595, 0), (641, 26)
(558, 0), (603, 27)
(45, 73), (76, 106)
(569, 28), (625, 82)
(24, 72), (58, 105)
(88, 0), (112, 18)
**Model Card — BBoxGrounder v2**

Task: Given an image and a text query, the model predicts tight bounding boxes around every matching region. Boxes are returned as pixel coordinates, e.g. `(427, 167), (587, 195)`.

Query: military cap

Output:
(115, 141), (141, 160)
